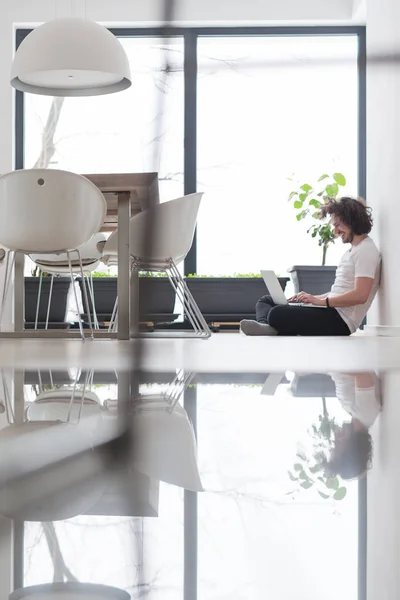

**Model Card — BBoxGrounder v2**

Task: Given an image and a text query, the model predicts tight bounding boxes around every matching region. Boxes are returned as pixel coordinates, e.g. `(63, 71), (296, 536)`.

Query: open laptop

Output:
(261, 270), (327, 308)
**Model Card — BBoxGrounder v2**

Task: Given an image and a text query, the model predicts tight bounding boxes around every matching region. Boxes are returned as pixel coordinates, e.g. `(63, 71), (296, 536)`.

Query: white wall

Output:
(366, 0), (400, 330)
(367, 372), (400, 600)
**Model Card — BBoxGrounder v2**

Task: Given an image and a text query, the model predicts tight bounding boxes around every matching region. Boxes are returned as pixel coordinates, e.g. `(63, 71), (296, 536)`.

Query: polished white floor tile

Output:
(0, 333), (398, 372)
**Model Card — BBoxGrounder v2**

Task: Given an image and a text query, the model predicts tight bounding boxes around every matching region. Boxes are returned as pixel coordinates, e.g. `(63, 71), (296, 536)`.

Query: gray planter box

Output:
(78, 277), (176, 323)
(185, 277), (290, 321)
(24, 277), (71, 324)
(288, 266), (337, 295)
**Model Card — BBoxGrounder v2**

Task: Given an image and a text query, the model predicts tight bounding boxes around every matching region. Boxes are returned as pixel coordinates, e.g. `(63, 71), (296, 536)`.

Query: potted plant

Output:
(288, 172), (346, 294)
(78, 270), (177, 326)
(25, 267), (71, 327)
(185, 273), (290, 323)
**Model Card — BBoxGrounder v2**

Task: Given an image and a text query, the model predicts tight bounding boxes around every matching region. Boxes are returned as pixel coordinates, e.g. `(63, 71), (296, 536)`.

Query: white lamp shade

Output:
(10, 583), (130, 600)
(11, 18), (131, 96)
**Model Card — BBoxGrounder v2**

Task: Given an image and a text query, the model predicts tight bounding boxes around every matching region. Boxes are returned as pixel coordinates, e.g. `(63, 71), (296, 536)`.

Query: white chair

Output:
(102, 192), (211, 338)
(30, 232), (106, 329)
(0, 169), (106, 338)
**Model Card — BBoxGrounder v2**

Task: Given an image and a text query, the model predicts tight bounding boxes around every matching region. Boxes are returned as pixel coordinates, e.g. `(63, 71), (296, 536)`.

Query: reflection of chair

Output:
(30, 232), (106, 329)
(0, 169), (106, 338)
(102, 193), (211, 338)
(132, 390), (203, 491)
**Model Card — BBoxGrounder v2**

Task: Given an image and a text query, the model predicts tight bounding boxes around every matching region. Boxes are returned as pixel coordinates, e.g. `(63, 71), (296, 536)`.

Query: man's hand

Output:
(288, 292), (326, 306)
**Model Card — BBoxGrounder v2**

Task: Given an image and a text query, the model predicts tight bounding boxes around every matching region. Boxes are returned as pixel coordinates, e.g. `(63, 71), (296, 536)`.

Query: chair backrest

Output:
(129, 192), (203, 263)
(30, 232), (107, 265)
(0, 169), (107, 253)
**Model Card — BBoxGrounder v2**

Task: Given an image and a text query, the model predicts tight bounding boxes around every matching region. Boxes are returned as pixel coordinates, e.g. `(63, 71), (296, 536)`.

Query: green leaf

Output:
(299, 471), (308, 480)
(288, 471), (298, 482)
(293, 200), (303, 209)
(309, 199), (321, 209)
(300, 183), (312, 192)
(333, 487), (347, 501)
(309, 464), (321, 474)
(300, 481), (313, 490)
(299, 193), (307, 202)
(333, 172), (346, 186)
(326, 477), (339, 491)
(318, 491), (330, 499)
(325, 183), (339, 197)
(294, 463), (303, 471)
(318, 174), (329, 182)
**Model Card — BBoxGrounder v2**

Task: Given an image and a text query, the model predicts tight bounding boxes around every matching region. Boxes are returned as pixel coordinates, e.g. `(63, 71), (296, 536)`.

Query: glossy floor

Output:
(0, 366), (395, 600)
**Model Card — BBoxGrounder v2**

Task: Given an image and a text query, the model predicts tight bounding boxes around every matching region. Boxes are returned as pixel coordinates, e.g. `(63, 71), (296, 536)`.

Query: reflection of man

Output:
(324, 372), (382, 479)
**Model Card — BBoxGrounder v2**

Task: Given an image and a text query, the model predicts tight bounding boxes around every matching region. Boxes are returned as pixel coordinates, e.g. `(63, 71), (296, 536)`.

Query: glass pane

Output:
(23, 378), (184, 599)
(24, 37), (184, 203)
(196, 36), (359, 275)
(197, 378), (360, 599)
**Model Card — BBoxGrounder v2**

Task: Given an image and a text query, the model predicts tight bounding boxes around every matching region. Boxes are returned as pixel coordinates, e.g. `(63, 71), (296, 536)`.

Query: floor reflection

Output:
(0, 368), (384, 599)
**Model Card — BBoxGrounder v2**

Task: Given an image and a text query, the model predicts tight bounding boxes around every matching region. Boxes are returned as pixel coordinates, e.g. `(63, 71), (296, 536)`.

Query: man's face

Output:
(331, 216), (353, 244)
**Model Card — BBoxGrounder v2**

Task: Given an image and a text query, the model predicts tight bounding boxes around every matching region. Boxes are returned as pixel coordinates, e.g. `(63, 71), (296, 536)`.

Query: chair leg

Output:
(0, 251), (14, 330)
(69, 249), (94, 339)
(75, 250), (94, 339)
(168, 261), (211, 338)
(45, 275), (55, 330)
(88, 273), (99, 329)
(67, 251), (86, 341)
(34, 269), (44, 329)
(85, 273), (98, 330)
(108, 297), (118, 333)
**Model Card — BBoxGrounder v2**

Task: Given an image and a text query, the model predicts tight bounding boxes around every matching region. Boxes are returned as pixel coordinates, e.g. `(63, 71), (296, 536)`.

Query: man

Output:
(240, 196), (381, 336)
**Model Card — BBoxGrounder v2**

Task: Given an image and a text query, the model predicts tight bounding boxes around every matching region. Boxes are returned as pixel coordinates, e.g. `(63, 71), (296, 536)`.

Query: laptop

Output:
(261, 270), (327, 308)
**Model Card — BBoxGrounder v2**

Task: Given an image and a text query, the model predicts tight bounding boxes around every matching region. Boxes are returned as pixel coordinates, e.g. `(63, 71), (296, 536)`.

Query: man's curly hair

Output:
(320, 196), (373, 235)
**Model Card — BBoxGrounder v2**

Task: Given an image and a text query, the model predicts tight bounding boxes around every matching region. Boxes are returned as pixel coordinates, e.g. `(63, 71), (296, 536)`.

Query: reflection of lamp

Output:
(0, 372), (115, 521)
(10, 583), (130, 600)
(11, 18), (131, 96)
(0, 421), (109, 521)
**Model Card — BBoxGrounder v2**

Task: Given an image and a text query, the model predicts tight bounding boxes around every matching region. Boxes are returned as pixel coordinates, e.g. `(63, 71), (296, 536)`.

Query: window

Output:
(19, 28), (364, 277)
(196, 35), (359, 275)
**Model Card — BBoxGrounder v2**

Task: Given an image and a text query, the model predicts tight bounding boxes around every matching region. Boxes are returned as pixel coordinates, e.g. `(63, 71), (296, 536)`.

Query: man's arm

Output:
(295, 277), (373, 307)
(328, 277), (373, 307)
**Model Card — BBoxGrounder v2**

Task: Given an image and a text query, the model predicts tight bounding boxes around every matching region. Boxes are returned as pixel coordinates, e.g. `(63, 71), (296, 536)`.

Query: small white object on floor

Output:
(240, 320), (278, 336)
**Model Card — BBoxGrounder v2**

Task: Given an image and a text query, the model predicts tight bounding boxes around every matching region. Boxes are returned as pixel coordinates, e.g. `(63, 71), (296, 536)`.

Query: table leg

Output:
(13, 254), (25, 332)
(117, 192), (131, 340)
(130, 270), (139, 336)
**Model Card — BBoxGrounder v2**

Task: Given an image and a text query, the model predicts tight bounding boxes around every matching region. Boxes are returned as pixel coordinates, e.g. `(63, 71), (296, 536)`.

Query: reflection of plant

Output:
(288, 172), (347, 265)
(288, 451), (347, 501)
(288, 398), (347, 502)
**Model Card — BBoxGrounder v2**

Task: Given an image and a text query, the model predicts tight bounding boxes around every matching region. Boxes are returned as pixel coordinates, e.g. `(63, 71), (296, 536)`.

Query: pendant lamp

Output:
(10, 18), (131, 96)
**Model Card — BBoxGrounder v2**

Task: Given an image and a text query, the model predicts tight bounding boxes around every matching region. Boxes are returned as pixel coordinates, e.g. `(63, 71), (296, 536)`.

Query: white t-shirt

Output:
(328, 237), (381, 333)
(330, 372), (381, 428)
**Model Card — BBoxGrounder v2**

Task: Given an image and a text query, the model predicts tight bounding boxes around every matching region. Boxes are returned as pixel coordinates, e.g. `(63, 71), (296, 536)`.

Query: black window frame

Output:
(15, 26), (366, 600)
(15, 25), (366, 277)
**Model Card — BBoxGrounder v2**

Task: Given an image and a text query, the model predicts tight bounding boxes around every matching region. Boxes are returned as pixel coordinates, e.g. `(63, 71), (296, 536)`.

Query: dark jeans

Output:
(256, 295), (351, 336)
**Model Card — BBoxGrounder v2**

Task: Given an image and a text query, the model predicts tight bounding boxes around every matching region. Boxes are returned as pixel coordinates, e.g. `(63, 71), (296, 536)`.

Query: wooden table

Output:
(12, 172), (160, 340)
(84, 173), (159, 340)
